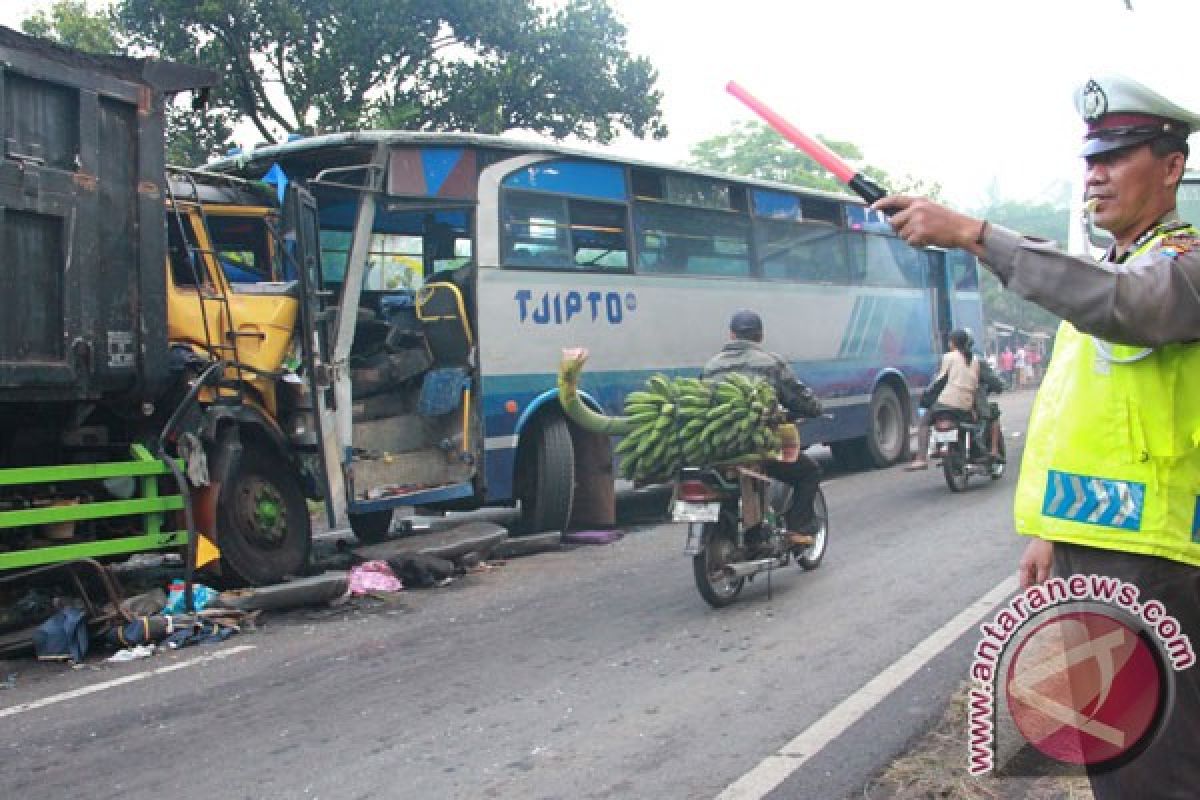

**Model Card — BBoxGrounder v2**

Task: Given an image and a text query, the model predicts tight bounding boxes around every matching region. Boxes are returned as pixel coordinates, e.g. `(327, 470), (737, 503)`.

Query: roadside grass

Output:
(863, 682), (1094, 799)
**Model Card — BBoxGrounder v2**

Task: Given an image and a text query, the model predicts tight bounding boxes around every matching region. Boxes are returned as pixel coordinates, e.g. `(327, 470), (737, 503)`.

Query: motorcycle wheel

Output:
(943, 446), (969, 492)
(796, 487), (829, 570)
(692, 512), (745, 608)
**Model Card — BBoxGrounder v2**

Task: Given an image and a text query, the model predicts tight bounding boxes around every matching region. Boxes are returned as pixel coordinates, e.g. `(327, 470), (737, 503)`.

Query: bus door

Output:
(926, 249), (954, 351)
(310, 165), (482, 527)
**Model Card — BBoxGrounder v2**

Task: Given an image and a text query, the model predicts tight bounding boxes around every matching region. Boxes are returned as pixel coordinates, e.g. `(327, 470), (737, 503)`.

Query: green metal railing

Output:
(0, 444), (188, 571)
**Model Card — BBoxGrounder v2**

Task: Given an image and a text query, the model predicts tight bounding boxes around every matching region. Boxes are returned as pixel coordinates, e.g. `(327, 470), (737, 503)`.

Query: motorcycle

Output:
(671, 425), (828, 608)
(928, 407), (1005, 492)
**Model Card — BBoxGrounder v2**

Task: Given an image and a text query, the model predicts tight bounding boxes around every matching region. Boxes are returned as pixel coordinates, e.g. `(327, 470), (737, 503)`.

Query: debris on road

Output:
(348, 561), (404, 595)
(492, 531), (562, 559)
(162, 581), (219, 614)
(32, 607), (89, 663)
(387, 554), (457, 588)
(563, 529), (623, 545)
(353, 520), (507, 564)
(218, 572), (350, 612)
(106, 644), (156, 663)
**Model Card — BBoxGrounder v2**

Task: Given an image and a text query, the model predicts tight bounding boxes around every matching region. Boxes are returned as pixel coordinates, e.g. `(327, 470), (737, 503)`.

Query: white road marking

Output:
(0, 644), (257, 719)
(716, 575), (1020, 799)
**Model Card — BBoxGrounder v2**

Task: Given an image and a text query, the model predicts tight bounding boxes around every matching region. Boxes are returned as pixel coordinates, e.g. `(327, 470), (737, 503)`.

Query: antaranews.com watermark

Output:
(967, 573), (1195, 776)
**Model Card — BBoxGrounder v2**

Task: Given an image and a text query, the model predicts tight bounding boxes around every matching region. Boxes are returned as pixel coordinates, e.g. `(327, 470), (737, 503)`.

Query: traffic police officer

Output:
(875, 75), (1200, 799)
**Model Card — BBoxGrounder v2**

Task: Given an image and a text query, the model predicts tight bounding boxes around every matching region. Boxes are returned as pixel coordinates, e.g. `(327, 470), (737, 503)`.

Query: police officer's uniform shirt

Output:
(979, 210), (1200, 347)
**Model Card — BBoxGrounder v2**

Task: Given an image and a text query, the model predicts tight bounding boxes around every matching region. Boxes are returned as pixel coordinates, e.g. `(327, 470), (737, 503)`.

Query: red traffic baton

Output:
(725, 81), (888, 205)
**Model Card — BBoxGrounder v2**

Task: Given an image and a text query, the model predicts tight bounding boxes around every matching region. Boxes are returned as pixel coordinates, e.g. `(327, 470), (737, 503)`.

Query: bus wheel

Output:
(217, 441), (312, 586)
(516, 415), (576, 534)
(830, 440), (869, 471)
(864, 384), (908, 467)
(348, 509), (394, 544)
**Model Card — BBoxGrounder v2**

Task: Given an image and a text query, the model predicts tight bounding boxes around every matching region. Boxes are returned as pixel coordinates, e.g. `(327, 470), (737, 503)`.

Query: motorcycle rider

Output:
(703, 310), (823, 545)
(907, 328), (981, 470)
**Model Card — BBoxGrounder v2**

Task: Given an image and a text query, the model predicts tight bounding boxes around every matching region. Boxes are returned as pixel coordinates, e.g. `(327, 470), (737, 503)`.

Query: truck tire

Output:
(516, 415), (575, 534)
(864, 384), (908, 467)
(348, 509), (394, 544)
(217, 441), (312, 586)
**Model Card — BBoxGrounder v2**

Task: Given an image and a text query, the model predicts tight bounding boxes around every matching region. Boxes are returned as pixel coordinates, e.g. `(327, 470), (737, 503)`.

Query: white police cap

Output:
(1074, 74), (1200, 157)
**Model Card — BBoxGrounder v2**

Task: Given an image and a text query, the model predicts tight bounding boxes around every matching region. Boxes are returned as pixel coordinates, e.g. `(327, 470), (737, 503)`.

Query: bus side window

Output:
(947, 249), (980, 290)
(851, 232), (924, 288)
(633, 202), (750, 277)
(756, 219), (847, 284)
(502, 191), (570, 269)
(569, 199), (629, 271)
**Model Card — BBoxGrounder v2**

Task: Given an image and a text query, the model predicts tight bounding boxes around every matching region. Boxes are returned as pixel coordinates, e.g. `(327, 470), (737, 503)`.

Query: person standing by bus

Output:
(874, 74), (1200, 799)
(999, 345), (1014, 386)
(1013, 344), (1027, 388)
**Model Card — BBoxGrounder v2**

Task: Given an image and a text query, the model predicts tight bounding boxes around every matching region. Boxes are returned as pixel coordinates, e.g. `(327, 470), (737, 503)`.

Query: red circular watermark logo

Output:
(1005, 609), (1167, 767)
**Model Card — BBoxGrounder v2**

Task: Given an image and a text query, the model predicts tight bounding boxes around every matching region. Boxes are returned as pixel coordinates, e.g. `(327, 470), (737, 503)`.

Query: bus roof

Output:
(207, 130), (863, 206)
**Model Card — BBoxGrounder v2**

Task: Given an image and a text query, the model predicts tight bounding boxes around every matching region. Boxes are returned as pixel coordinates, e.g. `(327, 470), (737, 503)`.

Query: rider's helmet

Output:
(729, 310), (763, 340)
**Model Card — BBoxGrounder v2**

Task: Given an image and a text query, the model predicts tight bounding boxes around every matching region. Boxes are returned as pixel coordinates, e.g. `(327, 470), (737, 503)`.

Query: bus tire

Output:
(217, 440), (312, 586)
(348, 509), (394, 544)
(830, 439), (869, 471)
(864, 384), (907, 467)
(517, 415), (576, 534)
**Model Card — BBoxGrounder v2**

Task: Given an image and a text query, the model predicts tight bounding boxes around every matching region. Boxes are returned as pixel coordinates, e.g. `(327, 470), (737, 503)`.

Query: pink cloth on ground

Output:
(349, 560), (403, 594)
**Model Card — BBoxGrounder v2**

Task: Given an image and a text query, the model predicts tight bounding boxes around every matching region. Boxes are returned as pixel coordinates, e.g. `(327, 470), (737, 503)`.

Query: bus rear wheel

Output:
(864, 384), (908, 467)
(348, 509), (394, 544)
(516, 415), (575, 534)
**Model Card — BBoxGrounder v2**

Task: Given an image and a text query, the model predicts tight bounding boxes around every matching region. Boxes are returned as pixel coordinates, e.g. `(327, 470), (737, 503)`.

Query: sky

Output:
(3, 0), (1200, 208)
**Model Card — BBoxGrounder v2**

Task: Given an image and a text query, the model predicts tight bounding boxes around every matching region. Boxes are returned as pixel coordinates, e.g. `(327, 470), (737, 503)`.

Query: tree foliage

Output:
(116, 0), (666, 162)
(20, 0), (120, 54)
(687, 121), (942, 199)
(971, 188), (1069, 336)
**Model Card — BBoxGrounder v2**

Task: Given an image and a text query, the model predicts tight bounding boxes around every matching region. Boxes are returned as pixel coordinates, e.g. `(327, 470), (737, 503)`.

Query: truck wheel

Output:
(516, 415), (575, 534)
(864, 384), (908, 467)
(217, 441), (311, 586)
(348, 509), (394, 544)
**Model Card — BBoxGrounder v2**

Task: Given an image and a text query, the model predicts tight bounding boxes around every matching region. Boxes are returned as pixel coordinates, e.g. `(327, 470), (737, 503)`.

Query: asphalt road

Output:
(0, 391), (1037, 800)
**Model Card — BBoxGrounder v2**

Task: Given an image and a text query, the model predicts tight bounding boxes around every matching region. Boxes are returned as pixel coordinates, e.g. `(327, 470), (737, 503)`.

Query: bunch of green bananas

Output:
(615, 372), (784, 481)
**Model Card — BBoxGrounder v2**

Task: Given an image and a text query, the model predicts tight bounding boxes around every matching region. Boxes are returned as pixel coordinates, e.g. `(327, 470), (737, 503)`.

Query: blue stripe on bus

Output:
(479, 358), (937, 442)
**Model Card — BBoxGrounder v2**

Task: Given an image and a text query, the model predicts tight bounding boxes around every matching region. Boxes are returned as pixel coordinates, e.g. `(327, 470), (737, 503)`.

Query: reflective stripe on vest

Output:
(1014, 222), (1200, 566)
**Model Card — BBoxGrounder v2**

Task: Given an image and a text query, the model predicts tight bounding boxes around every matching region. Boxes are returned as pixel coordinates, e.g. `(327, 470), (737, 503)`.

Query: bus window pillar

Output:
(330, 143), (388, 448)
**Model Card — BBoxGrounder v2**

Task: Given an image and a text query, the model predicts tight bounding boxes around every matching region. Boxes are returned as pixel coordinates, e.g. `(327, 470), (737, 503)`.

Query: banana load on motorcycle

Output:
(556, 348), (798, 479)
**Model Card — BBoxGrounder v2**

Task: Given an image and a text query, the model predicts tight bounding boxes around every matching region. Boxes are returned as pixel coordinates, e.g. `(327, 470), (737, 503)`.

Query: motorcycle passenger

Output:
(702, 310), (823, 545)
(972, 337), (1007, 463)
(906, 329), (980, 470)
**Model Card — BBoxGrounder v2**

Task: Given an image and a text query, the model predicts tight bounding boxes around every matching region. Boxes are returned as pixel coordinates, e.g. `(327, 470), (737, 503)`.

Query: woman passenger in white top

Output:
(906, 329), (981, 470)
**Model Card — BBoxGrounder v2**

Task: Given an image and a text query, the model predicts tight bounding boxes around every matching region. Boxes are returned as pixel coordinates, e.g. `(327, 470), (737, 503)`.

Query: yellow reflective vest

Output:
(1014, 223), (1200, 566)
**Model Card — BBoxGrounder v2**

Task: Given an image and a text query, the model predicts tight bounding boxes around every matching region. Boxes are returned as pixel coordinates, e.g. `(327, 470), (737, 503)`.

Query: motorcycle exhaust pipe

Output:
(723, 557), (785, 579)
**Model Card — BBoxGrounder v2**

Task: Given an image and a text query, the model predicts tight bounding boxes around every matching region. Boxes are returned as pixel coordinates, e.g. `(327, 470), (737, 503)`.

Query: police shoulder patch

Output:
(1158, 233), (1200, 259)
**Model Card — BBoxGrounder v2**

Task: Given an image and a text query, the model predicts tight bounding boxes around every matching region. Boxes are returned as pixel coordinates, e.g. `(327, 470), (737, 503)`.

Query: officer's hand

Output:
(871, 196), (983, 252)
(1018, 539), (1055, 588)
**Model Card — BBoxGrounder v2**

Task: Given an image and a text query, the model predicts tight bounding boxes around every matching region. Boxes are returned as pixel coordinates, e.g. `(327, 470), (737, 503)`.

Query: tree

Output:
(117, 0), (667, 162)
(687, 121), (942, 199)
(21, 0), (121, 55)
(971, 188), (1069, 336)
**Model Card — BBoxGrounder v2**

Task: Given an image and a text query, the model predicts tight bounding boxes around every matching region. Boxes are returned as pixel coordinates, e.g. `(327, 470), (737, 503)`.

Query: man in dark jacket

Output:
(703, 310), (823, 543)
